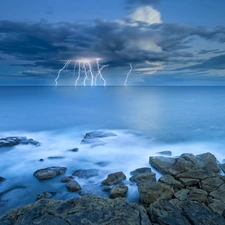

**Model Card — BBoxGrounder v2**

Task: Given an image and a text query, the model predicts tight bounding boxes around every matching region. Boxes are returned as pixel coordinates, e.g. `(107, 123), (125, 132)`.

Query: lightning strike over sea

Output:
(124, 63), (132, 86)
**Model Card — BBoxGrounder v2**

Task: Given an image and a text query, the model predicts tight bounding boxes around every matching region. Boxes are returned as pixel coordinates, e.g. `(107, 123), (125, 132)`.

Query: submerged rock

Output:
(36, 191), (56, 201)
(0, 136), (40, 147)
(102, 171), (126, 186)
(0, 196), (151, 225)
(34, 166), (67, 180)
(72, 169), (99, 178)
(66, 180), (81, 192)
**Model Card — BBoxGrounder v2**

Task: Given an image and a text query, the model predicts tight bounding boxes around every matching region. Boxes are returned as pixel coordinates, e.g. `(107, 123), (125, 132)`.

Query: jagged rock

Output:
(0, 176), (6, 183)
(66, 180), (81, 192)
(130, 167), (156, 184)
(34, 166), (67, 180)
(0, 136), (40, 147)
(157, 151), (172, 156)
(159, 174), (183, 189)
(176, 169), (215, 180)
(109, 184), (128, 198)
(174, 189), (190, 201)
(148, 198), (191, 225)
(60, 176), (73, 183)
(181, 201), (225, 225)
(210, 184), (225, 203)
(196, 152), (220, 173)
(0, 196), (151, 225)
(102, 171), (126, 186)
(72, 169), (98, 178)
(208, 198), (225, 216)
(200, 176), (224, 192)
(81, 131), (117, 144)
(36, 192), (56, 200)
(187, 188), (208, 204)
(138, 182), (174, 206)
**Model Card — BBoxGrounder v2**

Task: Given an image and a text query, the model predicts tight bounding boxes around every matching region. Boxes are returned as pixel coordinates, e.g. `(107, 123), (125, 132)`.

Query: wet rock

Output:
(36, 192), (56, 201)
(60, 176), (73, 183)
(148, 198), (191, 225)
(39, 158), (44, 162)
(200, 176), (224, 192)
(109, 184), (128, 198)
(67, 148), (79, 152)
(174, 189), (190, 201)
(72, 169), (98, 178)
(181, 200), (225, 225)
(34, 166), (67, 180)
(178, 178), (199, 187)
(130, 167), (156, 184)
(66, 180), (81, 192)
(0, 196), (151, 225)
(102, 171), (126, 186)
(210, 184), (225, 203)
(159, 174), (183, 189)
(208, 199), (225, 216)
(47, 156), (65, 160)
(81, 131), (117, 144)
(157, 151), (172, 156)
(0, 176), (6, 183)
(187, 188), (208, 204)
(0, 136), (40, 147)
(138, 182), (174, 206)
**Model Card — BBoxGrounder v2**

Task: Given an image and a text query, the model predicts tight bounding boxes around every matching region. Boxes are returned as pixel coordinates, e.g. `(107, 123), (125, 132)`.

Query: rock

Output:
(210, 184), (225, 203)
(200, 176), (224, 192)
(102, 172), (126, 186)
(187, 188), (208, 204)
(67, 148), (79, 152)
(0, 196), (151, 225)
(47, 156), (65, 160)
(95, 161), (110, 167)
(0, 176), (6, 183)
(196, 152), (220, 173)
(181, 200), (225, 225)
(0, 136), (40, 147)
(109, 184), (128, 198)
(72, 169), (98, 178)
(159, 174), (183, 189)
(149, 156), (176, 175)
(148, 198), (191, 225)
(36, 192), (56, 200)
(60, 176), (73, 183)
(66, 180), (81, 192)
(176, 169), (215, 180)
(138, 182), (174, 206)
(174, 189), (190, 201)
(34, 166), (67, 180)
(81, 131), (117, 144)
(208, 199), (225, 216)
(39, 158), (44, 162)
(157, 151), (172, 156)
(130, 167), (156, 184)
(178, 178), (199, 187)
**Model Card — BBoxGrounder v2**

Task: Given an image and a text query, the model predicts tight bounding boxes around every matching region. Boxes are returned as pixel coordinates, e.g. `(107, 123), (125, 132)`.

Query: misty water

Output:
(1, 86), (225, 215)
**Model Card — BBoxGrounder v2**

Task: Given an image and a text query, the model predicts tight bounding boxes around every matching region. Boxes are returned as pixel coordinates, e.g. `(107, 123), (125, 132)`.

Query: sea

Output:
(1, 86), (225, 215)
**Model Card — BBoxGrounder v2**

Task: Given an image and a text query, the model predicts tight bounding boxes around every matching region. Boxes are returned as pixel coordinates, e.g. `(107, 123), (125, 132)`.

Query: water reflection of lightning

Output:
(56, 59), (108, 86)
(124, 63), (132, 86)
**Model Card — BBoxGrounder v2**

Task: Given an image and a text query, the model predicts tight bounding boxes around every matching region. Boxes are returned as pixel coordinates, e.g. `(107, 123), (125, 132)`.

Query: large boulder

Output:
(0, 196), (151, 225)
(138, 182), (174, 206)
(34, 166), (67, 180)
(0, 136), (40, 147)
(148, 198), (191, 225)
(102, 172), (126, 186)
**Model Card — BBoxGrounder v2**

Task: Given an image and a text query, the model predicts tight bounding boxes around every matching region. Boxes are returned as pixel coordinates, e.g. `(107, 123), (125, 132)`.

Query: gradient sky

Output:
(0, 0), (225, 86)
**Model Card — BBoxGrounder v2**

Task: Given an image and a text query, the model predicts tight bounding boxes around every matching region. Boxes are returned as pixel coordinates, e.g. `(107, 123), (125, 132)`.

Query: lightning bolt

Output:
(124, 63), (132, 86)
(95, 59), (108, 86)
(75, 61), (81, 86)
(55, 60), (71, 86)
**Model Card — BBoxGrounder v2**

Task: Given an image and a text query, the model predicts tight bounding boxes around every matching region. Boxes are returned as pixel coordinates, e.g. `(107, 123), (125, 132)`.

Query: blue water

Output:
(0, 86), (225, 215)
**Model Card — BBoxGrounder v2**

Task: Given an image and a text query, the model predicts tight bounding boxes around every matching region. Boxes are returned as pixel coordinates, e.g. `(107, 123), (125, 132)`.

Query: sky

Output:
(0, 0), (225, 86)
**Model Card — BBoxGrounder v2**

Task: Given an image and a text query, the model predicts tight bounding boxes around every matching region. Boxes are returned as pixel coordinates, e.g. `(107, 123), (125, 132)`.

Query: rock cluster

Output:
(0, 136), (40, 147)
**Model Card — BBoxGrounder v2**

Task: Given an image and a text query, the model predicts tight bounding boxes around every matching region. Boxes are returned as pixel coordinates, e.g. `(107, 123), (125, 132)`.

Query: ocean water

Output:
(1, 86), (225, 215)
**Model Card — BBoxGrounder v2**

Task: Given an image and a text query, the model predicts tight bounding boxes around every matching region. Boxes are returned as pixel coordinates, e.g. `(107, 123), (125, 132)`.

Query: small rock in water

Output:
(72, 169), (98, 178)
(66, 180), (81, 192)
(34, 166), (67, 180)
(0, 136), (40, 147)
(110, 184), (128, 199)
(0, 176), (6, 183)
(68, 148), (79, 152)
(102, 171), (126, 186)
(48, 156), (65, 160)
(36, 191), (56, 200)
(130, 167), (156, 184)
(61, 176), (73, 183)
(39, 158), (44, 162)
(95, 161), (110, 167)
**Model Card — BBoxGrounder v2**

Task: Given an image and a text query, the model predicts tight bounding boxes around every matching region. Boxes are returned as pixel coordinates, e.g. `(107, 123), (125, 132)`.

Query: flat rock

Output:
(0, 196), (151, 225)
(81, 131), (117, 144)
(187, 188), (208, 204)
(109, 184), (128, 198)
(66, 180), (81, 192)
(34, 166), (67, 180)
(130, 168), (156, 184)
(174, 189), (190, 201)
(178, 178), (199, 187)
(0, 136), (40, 147)
(36, 192), (56, 201)
(200, 176), (224, 192)
(47, 156), (65, 160)
(148, 198), (191, 225)
(181, 200), (225, 225)
(176, 169), (215, 180)
(138, 182), (174, 206)
(72, 169), (98, 178)
(102, 171), (126, 186)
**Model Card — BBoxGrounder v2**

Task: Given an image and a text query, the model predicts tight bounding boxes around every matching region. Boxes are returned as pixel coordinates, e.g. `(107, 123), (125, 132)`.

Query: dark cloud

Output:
(0, 19), (225, 75)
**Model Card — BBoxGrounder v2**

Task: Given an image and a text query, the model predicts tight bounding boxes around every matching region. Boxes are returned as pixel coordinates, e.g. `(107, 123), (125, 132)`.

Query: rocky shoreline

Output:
(1, 131), (225, 224)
